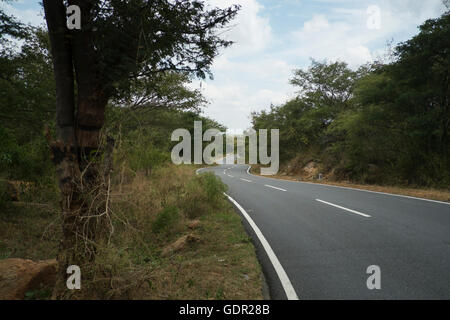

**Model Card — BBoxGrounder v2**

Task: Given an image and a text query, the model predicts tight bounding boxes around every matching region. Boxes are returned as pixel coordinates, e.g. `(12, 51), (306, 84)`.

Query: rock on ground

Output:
(0, 258), (57, 300)
(187, 220), (201, 229)
(161, 234), (200, 257)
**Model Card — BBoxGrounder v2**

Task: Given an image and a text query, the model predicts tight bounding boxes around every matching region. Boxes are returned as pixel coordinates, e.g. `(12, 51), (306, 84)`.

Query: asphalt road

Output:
(200, 164), (450, 300)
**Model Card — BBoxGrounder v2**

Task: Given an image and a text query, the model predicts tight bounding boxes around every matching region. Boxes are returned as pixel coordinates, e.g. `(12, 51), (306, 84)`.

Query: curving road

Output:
(200, 164), (450, 300)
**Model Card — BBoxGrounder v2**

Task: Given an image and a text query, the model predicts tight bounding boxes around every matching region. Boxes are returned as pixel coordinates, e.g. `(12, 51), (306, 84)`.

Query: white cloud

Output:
(206, 0), (272, 56)
(289, 14), (373, 67)
(303, 14), (329, 32)
(212, 55), (293, 83)
(287, 0), (446, 68)
(0, 2), (45, 27)
(200, 80), (292, 131)
(195, 0), (291, 130)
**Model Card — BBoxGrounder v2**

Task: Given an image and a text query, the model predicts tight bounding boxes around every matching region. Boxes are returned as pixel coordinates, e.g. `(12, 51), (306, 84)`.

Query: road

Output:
(200, 164), (450, 300)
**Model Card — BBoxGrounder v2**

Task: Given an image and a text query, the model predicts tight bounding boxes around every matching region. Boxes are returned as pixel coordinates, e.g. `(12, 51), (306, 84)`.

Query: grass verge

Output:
(0, 164), (263, 299)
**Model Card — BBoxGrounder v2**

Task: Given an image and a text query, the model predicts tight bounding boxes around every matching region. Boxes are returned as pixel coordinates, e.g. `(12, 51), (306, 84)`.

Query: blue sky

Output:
(2, 0), (447, 131)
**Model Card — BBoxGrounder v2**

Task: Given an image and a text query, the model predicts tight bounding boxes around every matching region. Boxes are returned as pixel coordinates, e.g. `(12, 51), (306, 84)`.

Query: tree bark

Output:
(43, 0), (110, 298)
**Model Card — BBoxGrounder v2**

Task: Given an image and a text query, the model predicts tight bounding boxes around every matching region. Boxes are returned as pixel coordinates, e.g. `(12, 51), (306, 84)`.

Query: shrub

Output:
(181, 179), (209, 219)
(152, 206), (180, 234)
(179, 172), (226, 218)
(198, 173), (227, 204)
(0, 127), (54, 182)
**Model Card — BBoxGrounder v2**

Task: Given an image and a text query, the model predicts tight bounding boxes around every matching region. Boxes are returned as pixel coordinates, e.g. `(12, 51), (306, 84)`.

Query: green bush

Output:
(152, 206), (179, 234)
(0, 127), (54, 182)
(181, 179), (208, 218)
(198, 173), (227, 204)
(125, 141), (170, 174)
(179, 172), (226, 218)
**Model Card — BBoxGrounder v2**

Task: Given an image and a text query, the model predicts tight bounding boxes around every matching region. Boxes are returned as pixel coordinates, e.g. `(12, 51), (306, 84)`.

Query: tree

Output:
(0, 7), (57, 182)
(42, 0), (239, 296)
(113, 72), (206, 114)
(311, 13), (450, 185)
(0, 28), (55, 139)
(393, 12), (450, 157)
(252, 61), (365, 162)
(0, 3), (27, 44)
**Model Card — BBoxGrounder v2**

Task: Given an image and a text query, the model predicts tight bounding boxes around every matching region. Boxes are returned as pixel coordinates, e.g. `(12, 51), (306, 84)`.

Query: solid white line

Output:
(247, 166), (449, 206)
(224, 193), (299, 300)
(315, 199), (371, 218)
(240, 178), (252, 182)
(264, 184), (287, 192)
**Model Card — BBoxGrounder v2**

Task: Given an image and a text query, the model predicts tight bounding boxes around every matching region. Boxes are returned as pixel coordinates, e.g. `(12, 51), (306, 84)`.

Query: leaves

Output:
(252, 12), (450, 186)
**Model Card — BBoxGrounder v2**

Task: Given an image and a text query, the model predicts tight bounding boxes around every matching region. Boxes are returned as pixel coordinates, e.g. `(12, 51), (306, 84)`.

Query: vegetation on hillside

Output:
(251, 12), (450, 188)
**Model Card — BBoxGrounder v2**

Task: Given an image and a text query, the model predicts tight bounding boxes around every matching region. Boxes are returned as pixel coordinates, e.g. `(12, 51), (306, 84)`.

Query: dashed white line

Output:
(224, 193), (299, 300)
(248, 165), (449, 206)
(315, 199), (371, 218)
(227, 175), (234, 178)
(264, 184), (287, 192)
(240, 178), (252, 182)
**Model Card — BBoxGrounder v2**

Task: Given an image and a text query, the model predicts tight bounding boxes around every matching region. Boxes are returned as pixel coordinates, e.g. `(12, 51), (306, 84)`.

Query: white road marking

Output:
(227, 175), (234, 178)
(224, 193), (299, 300)
(265, 184), (287, 192)
(240, 178), (252, 182)
(247, 165), (449, 206)
(315, 199), (371, 218)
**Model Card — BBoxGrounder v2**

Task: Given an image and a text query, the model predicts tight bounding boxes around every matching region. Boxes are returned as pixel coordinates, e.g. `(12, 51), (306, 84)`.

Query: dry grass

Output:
(0, 164), (264, 300)
(0, 194), (60, 261)
(250, 165), (450, 203)
(138, 207), (263, 300)
(100, 164), (263, 299)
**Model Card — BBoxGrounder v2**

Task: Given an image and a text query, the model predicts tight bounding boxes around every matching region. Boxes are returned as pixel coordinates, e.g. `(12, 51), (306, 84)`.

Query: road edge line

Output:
(246, 165), (449, 206)
(224, 192), (300, 300)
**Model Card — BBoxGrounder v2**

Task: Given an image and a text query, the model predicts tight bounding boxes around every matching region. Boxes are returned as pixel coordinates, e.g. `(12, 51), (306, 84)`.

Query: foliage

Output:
(48, 0), (240, 100)
(152, 206), (180, 234)
(198, 172), (227, 203)
(251, 13), (450, 187)
(180, 172), (227, 218)
(0, 26), (56, 182)
(0, 28), (55, 138)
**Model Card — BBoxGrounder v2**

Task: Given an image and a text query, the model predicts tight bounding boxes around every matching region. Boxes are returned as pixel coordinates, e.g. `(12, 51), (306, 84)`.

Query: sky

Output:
(2, 0), (447, 132)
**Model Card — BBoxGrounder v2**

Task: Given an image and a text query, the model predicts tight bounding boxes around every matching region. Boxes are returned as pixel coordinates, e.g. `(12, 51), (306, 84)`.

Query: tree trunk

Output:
(43, 0), (111, 299)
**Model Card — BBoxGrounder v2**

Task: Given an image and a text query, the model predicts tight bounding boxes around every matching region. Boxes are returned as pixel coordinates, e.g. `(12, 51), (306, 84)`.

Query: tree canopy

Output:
(252, 12), (450, 186)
